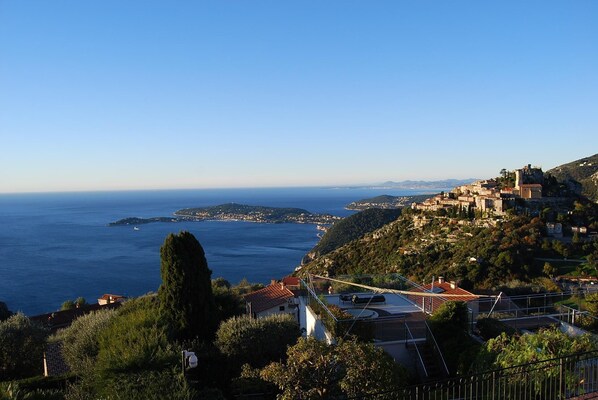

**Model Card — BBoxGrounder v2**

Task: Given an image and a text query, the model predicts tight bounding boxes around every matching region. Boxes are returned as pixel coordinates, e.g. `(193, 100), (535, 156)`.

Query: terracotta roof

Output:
(407, 282), (478, 314)
(281, 276), (300, 287)
(98, 294), (126, 301)
(244, 284), (295, 314)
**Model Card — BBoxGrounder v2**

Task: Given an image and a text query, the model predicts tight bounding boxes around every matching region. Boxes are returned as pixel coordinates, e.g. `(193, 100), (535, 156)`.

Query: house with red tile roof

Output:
(281, 276), (301, 290)
(244, 281), (297, 319)
(408, 277), (479, 315)
(97, 294), (127, 305)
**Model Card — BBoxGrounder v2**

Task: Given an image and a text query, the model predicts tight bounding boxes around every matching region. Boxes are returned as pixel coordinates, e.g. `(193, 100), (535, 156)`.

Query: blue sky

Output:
(1, 1), (597, 193)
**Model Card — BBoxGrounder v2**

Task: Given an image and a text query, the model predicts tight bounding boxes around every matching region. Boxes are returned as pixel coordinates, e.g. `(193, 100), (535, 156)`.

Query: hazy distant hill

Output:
(547, 154), (598, 202)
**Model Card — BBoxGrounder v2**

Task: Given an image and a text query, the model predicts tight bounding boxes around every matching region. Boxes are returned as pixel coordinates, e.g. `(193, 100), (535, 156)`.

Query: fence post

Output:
(559, 356), (565, 399)
(491, 371), (495, 400)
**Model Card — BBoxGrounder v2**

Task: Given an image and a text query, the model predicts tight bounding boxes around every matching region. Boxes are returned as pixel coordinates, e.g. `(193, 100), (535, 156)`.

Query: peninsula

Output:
(175, 203), (341, 224)
(109, 203), (341, 226)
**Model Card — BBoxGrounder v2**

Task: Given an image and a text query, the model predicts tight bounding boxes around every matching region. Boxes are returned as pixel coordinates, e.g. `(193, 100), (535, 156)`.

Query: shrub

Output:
(0, 313), (47, 380)
(52, 308), (117, 373)
(261, 337), (408, 399)
(476, 317), (516, 341)
(215, 314), (300, 372)
(95, 296), (175, 373)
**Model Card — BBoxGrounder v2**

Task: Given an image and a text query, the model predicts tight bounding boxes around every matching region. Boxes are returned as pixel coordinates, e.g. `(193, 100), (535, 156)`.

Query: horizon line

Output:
(0, 178), (480, 196)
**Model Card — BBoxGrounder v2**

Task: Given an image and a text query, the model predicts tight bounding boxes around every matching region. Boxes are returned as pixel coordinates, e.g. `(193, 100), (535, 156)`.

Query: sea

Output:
(0, 187), (430, 315)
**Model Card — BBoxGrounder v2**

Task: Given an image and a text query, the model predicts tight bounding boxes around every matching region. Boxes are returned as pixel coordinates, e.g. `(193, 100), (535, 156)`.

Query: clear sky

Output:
(1, 1), (597, 193)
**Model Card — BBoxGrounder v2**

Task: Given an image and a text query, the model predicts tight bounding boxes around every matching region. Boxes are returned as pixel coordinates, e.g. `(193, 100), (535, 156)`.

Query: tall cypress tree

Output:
(158, 231), (216, 341)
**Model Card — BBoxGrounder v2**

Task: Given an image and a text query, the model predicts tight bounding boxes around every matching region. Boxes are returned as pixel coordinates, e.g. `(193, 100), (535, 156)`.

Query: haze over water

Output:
(0, 187), (429, 315)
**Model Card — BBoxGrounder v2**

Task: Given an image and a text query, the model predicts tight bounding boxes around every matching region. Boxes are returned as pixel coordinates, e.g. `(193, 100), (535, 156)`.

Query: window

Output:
(279, 305), (285, 311)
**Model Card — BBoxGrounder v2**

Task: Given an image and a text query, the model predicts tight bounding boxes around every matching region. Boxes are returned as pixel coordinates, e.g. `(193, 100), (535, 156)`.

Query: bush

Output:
(96, 369), (191, 400)
(95, 297), (175, 374)
(261, 337), (408, 399)
(0, 313), (47, 380)
(476, 317), (516, 341)
(52, 308), (117, 373)
(212, 286), (245, 323)
(215, 314), (300, 372)
(64, 368), (191, 400)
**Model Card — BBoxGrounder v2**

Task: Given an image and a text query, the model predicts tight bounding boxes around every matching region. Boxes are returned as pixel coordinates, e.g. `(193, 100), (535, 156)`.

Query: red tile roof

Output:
(407, 282), (478, 314)
(244, 284), (295, 314)
(281, 276), (300, 287)
(98, 294), (126, 302)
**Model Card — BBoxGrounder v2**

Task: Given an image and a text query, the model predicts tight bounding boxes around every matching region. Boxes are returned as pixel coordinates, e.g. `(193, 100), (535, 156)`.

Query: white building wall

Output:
(305, 304), (334, 344)
(256, 303), (298, 322)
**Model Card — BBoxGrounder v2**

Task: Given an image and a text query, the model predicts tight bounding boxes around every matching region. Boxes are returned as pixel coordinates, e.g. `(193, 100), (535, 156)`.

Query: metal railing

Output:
(347, 350), (598, 399)
(405, 323), (428, 379)
(424, 320), (450, 377)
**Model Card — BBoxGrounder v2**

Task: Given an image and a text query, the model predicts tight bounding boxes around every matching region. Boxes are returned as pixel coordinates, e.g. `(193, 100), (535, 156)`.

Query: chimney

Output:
(438, 276), (445, 284)
(450, 281), (457, 289)
(271, 279), (277, 286)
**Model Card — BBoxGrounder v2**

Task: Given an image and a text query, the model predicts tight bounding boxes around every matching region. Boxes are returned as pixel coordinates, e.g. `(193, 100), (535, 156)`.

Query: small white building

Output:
(97, 294), (126, 305)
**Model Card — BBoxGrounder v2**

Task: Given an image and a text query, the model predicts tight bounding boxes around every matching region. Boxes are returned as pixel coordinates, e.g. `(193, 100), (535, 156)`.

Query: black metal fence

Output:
(348, 350), (598, 400)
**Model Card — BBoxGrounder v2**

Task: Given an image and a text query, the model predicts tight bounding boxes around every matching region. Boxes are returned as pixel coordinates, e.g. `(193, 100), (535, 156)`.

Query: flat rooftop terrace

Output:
(322, 292), (423, 316)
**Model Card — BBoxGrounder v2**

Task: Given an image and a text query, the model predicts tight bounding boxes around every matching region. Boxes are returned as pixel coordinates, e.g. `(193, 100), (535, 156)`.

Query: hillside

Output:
(547, 154), (598, 202)
(299, 211), (550, 289)
(300, 156), (598, 290)
(303, 208), (402, 263)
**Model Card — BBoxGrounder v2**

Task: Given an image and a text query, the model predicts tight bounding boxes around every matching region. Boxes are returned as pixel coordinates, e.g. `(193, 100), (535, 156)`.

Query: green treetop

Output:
(158, 231), (217, 342)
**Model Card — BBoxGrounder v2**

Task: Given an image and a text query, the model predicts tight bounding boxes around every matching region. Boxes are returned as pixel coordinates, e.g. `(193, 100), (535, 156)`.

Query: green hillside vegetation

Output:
(309, 208), (402, 258)
(301, 202), (598, 290)
(547, 153), (598, 202)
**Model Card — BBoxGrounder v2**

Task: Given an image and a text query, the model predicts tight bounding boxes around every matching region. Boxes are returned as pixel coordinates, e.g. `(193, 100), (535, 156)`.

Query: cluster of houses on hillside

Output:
(412, 164), (544, 216)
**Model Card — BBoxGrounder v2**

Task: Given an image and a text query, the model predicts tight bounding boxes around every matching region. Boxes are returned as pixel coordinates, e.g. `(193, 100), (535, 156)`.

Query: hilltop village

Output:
(413, 164), (547, 215)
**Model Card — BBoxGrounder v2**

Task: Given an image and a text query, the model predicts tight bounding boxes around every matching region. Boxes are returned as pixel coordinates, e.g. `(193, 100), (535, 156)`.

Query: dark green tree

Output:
(159, 231), (217, 342)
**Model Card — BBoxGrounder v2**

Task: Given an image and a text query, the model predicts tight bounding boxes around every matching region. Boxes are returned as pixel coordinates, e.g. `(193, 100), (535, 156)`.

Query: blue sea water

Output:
(0, 187), (427, 315)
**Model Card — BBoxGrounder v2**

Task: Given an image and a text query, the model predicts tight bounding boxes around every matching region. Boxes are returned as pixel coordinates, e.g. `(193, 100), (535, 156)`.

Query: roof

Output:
(244, 284), (295, 314)
(418, 282), (478, 301)
(408, 282), (478, 314)
(30, 302), (121, 333)
(98, 294), (126, 301)
(281, 276), (300, 287)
